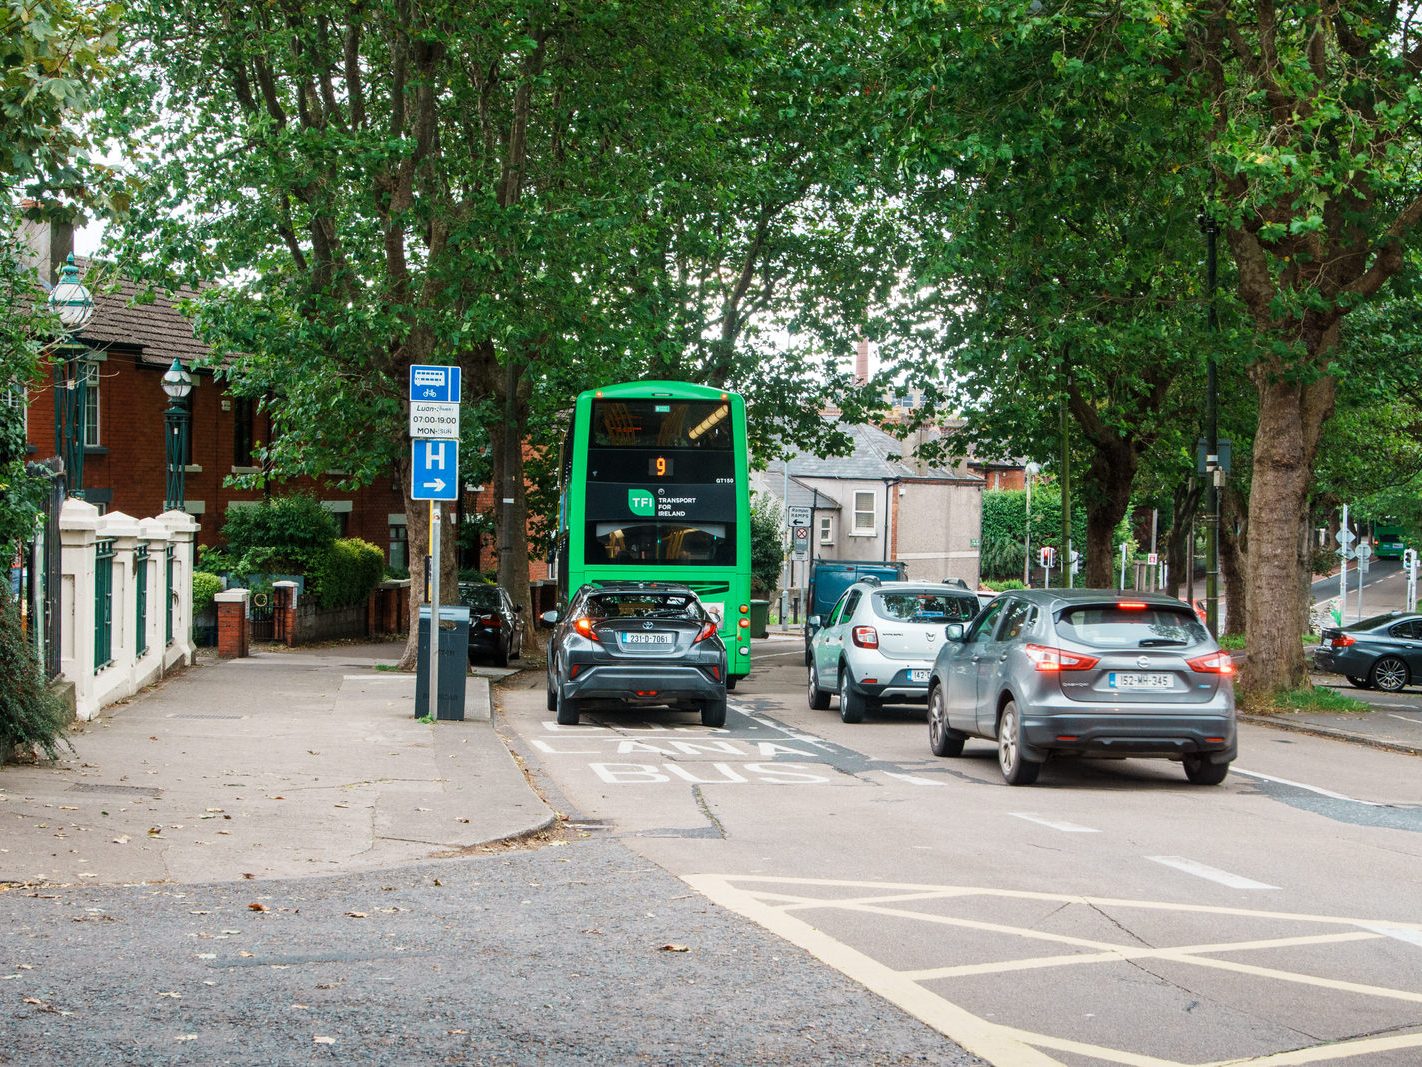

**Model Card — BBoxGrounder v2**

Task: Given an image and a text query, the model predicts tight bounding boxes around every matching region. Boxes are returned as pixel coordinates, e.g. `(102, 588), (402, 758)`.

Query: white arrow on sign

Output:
(423, 477), (447, 493)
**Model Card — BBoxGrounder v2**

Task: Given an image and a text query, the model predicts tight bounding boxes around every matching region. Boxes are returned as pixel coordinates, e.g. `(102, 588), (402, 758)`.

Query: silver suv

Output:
(808, 580), (981, 723)
(926, 589), (1237, 785)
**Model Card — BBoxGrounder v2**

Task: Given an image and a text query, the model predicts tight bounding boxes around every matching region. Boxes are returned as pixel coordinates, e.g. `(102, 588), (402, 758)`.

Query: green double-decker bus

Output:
(1373, 523), (1408, 560)
(551, 381), (753, 685)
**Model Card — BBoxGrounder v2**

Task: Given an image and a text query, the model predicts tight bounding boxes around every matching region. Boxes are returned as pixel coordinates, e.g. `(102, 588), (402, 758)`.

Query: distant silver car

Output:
(807, 579), (981, 723)
(926, 589), (1237, 785)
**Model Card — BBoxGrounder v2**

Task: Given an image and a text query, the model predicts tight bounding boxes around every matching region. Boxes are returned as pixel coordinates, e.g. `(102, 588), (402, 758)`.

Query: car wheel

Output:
(546, 684), (557, 712)
(1371, 656), (1410, 693)
(1346, 675), (1373, 689)
(927, 684), (965, 757)
(808, 663), (831, 710)
(1183, 754), (1230, 785)
(726, 676), (738, 692)
(555, 688), (581, 726)
(997, 701), (1040, 786)
(493, 642), (510, 668)
(701, 694), (727, 728)
(804, 646), (812, 667)
(839, 669), (866, 724)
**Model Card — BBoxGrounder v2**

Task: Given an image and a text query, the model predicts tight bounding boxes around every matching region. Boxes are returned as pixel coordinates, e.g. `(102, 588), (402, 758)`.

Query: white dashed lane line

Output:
(1149, 855), (1279, 890)
(1010, 812), (1100, 833)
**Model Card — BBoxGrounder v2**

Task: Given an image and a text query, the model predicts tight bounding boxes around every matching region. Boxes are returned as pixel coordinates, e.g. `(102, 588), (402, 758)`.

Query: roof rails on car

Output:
(860, 575), (882, 587)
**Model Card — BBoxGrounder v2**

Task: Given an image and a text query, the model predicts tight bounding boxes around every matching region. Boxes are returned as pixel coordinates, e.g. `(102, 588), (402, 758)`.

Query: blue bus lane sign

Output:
(412, 439), (459, 501)
(409, 364), (461, 404)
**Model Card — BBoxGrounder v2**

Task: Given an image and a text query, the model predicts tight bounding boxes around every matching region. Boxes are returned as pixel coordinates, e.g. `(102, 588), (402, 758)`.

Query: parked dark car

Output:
(458, 582), (524, 667)
(1314, 612), (1422, 692)
(541, 582), (728, 727)
(925, 589), (1237, 786)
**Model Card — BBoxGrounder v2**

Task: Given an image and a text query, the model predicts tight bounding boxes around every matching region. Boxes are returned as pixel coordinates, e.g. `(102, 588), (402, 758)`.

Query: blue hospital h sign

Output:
(411, 438), (459, 501)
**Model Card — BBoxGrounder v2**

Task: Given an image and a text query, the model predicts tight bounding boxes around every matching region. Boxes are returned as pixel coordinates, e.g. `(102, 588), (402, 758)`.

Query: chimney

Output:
(15, 203), (74, 283)
(854, 338), (870, 385)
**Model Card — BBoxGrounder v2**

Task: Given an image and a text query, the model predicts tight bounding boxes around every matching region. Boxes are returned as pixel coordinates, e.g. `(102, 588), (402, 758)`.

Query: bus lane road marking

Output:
(684, 874), (1422, 1067)
(1010, 812), (1101, 833)
(527, 712), (953, 787)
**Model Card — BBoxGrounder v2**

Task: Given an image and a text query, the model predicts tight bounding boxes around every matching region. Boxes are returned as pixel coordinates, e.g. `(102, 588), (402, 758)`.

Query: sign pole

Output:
(429, 500), (440, 718)
(1338, 503), (1349, 621)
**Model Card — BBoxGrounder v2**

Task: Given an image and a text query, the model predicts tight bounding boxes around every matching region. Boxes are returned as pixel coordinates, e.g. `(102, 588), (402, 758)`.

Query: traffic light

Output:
(1039, 546), (1057, 569)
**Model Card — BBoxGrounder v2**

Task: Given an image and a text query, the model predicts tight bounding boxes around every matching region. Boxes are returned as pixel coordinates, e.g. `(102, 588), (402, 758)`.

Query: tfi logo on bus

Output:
(628, 489), (656, 517)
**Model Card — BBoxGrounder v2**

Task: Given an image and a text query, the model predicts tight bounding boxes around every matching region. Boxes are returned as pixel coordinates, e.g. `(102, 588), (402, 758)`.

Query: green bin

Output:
(749, 599), (770, 638)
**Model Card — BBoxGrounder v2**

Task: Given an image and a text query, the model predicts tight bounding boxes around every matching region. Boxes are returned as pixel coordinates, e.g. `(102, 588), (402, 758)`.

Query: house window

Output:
(2, 385), (24, 435)
(852, 490), (876, 534)
(389, 516), (408, 573)
(233, 396), (255, 467)
(82, 362), (100, 447)
(817, 515), (834, 545)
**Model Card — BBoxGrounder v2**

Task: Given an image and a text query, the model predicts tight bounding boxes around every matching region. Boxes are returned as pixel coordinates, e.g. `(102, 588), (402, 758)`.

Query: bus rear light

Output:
(1023, 644), (1098, 671)
(739, 604), (749, 614)
(738, 617), (750, 628)
(573, 617), (600, 641)
(852, 626), (879, 649)
(1186, 651), (1235, 675)
(692, 622), (718, 644)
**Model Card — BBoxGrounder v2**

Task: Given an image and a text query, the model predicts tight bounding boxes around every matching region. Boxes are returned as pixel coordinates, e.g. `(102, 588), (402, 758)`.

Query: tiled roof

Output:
(763, 421), (983, 485)
(69, 257), (213, 368)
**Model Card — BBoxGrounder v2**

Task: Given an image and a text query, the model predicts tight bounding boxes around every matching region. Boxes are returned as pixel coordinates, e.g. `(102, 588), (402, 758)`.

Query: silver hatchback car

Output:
(926, 589), (1237, 785)
(808, 579), (981, 722)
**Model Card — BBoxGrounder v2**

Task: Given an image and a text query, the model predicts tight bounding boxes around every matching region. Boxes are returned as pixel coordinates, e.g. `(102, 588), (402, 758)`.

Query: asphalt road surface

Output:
(498, 636), (1422, 1066)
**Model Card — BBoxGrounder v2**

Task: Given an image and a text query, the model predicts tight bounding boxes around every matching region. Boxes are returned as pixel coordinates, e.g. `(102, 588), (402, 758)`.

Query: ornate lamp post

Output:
(48, 254), (95, 498)
(161, 358), (193, 512)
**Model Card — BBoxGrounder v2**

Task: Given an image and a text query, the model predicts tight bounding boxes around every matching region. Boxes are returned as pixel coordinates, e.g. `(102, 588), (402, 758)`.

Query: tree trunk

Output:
(1219, 481), (1247, 636)
(1242, 374), (1336, 692)
(495, 356), (538, 656)
(1164, 480), (1201, 599)
(1082, 443), (1137, 588)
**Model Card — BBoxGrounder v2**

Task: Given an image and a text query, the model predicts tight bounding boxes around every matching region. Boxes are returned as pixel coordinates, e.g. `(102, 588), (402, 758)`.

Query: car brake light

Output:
(1186, 651), (1235, 675)
(852, 626), (879, 648)
(1117, 601), (1147, 610)
(1330, 634), (1356, 648)
(482, 614), (500, 628)
(1023, 643), (1099, 671)
(692, 621), (718, 644)
(573, 617), (600, 641)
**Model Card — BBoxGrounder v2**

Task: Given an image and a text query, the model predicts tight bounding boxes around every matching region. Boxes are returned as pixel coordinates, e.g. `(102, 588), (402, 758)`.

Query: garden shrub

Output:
(308, 538), (386, 609)
(192, 571), (223, 616)
(0, 594), (71, 761)
(214, 494), (338, 577)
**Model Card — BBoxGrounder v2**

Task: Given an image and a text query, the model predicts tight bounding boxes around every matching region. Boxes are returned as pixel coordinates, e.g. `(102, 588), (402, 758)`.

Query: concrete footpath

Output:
(0, 642), (555, 887)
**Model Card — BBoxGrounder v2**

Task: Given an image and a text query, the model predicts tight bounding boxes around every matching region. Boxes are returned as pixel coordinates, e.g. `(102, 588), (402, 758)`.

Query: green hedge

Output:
(308, 538), (386, 609)
(0, 595), (70, 761)
(192, 571), (224, 616)
(981, 488), (1129, 581)
(215, 494), (338, 575)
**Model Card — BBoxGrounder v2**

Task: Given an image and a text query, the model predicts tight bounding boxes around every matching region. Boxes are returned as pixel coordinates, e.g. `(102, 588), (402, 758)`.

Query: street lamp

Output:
(161, 358), (192, 512)
(1023, 462), (1041, 586)
(47, 254), (95, 498)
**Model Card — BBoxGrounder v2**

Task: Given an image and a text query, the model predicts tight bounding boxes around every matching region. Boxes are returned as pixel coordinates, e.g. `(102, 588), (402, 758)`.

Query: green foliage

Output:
(212, 494), (338, 577)
(191, 571), (223, 616)
(748, 492), (785, 597)
(983, 579), (1025, 592)
(0, 594), (71, 761)
(308, 538), (385, 610)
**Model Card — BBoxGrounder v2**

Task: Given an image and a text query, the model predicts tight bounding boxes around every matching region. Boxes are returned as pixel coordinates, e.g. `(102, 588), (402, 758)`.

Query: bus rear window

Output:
(586, 521), (735, 566)
(590, 399), (732, 450)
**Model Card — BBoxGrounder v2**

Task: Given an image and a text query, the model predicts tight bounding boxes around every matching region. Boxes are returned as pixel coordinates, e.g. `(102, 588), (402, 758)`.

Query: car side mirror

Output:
(539, 610), (559, 627)
(807, 615), (822, 628)
(945, 623), (966, 641)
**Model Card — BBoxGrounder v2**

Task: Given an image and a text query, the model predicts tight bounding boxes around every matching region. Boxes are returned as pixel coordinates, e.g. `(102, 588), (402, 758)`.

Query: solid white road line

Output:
(1148, 856), (1278, 890)
(883, 772), (944, 786)
(1010, 812), (1100, 833)
(1387, 712), (1422, 723)
(1232, 767), (1382, 806)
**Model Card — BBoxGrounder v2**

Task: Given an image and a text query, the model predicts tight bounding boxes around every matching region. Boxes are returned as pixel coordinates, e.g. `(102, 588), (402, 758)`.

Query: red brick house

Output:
(17, 219), (410, 566)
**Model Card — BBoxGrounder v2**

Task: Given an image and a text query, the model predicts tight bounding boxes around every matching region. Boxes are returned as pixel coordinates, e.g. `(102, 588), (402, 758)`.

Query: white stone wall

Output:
(58, 500), (199, 720)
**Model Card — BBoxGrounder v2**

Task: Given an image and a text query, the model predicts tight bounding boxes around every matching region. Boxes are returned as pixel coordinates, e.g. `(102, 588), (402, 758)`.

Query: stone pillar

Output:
(273, 580), (298, 647)
(58, 498), (100, 720)
(215, 588), (250, 659)
(93, 511), (141, 710)
(159, 509), (200, 669)
(135, 518), (169, 688)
